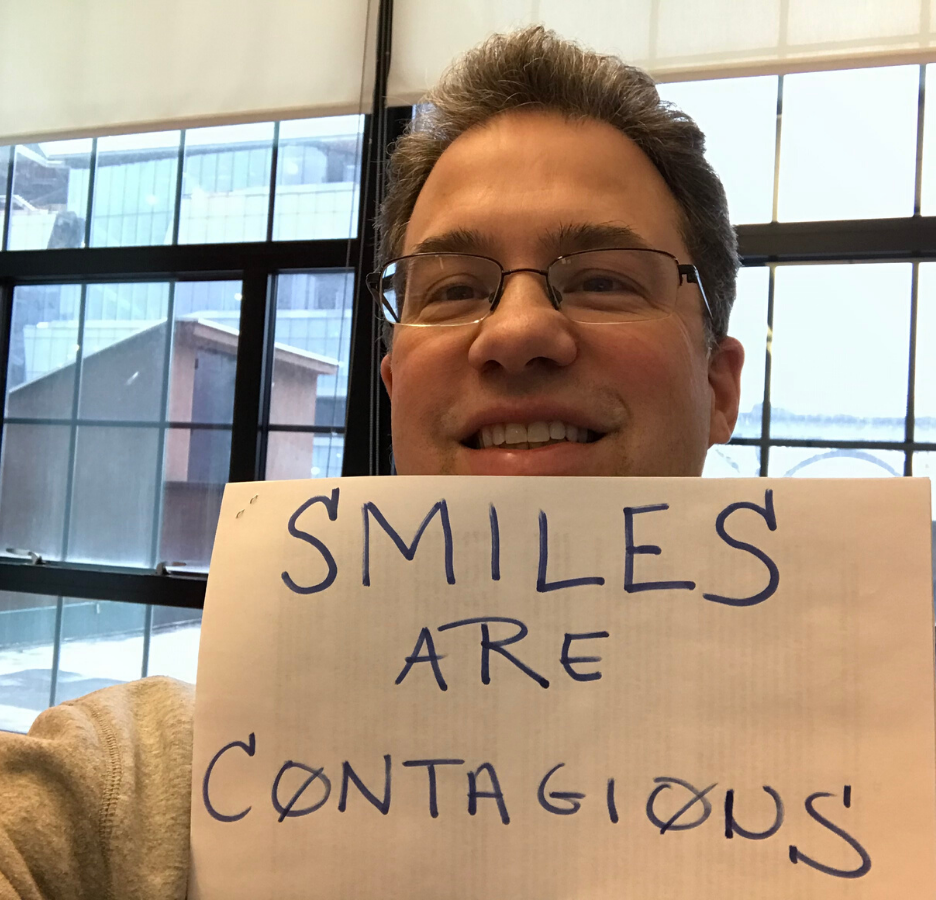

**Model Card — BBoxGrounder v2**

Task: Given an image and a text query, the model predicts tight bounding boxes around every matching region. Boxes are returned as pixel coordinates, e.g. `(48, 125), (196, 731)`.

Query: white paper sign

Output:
(190, 476), (936, 899)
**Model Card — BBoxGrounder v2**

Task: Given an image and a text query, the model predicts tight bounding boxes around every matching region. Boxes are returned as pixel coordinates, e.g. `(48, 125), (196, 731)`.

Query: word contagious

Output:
(202, 739), (871, 881)
(280, 488), (780, 606)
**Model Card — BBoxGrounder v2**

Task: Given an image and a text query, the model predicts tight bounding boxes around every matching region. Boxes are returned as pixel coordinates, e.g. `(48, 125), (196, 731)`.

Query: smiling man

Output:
(0, 26), (746, 900)
(374, 26), (744, 479)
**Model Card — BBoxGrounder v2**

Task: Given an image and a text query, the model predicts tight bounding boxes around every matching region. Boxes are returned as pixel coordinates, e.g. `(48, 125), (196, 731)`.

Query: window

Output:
(2, 61), (934, 732)
(672, 66), (934, 602)
(0, 113), (374, 731)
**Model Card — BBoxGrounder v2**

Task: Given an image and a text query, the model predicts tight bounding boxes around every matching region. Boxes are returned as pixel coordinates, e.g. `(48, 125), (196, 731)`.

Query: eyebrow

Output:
(542, 222), (653, 254)
(409, 228), (489, 255)
(407, 222), (654, 257)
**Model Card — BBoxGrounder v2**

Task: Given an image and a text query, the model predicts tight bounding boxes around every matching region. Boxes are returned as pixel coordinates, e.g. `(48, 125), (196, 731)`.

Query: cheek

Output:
(594, 324), (704, 406)
(388, 336), (465, 429)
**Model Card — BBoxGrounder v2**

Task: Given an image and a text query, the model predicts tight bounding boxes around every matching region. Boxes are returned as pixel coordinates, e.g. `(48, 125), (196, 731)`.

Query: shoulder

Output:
(0, 677), (195, 900)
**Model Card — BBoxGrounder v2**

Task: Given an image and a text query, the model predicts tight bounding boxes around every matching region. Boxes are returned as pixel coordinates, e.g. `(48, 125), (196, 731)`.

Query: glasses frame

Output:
(366, 247), (713, 326)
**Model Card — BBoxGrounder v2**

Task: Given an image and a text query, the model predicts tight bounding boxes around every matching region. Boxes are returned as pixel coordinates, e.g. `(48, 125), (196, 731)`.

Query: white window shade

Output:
(0, 0), (377, 145)
(387, 0), (936, 105)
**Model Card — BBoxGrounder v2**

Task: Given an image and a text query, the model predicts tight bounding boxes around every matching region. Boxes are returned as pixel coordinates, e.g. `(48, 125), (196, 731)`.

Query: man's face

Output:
(380, 111), (743, 476)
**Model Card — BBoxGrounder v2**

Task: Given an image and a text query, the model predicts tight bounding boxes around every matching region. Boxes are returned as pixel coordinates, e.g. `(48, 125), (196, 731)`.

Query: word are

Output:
(202, 739), (870, 880)
(280, 488), (780, 607)
(395, 616), (609, 689)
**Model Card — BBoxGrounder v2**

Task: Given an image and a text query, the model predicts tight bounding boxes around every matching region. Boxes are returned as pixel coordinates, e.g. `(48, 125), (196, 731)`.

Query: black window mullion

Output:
(0, 239), (355, 281)
(343, 111), (381, 477)
(171, 131), (187, 246)
(266, 122), (280, 242)
(140, 603), (154, 678)
(914, 64), (926, 217)
(906, 261), (920, 475)
(1, 146), (13, 252)
(148, 281), (176, 566)
(0, 278), (14, 466)
(228, 268), (272, 482)
(771, 75), (784, 224)
(0, 563), (206, 609)
(60, 284), (89, 561)
(48, 596), (64, 707)
(343, 108), (410, 477)
(758, 265), (776, 477)
(83, 139), (98, 248)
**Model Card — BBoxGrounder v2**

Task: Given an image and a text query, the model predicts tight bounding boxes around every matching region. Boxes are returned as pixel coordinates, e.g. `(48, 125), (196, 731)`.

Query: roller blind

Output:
(387, 0), (936, 104)
(0, 0), (377, 144)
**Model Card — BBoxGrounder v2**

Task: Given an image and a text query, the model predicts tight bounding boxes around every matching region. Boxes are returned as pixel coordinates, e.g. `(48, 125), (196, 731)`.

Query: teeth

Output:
(477, 420), (598, 449)
(505, 423), (527, 444)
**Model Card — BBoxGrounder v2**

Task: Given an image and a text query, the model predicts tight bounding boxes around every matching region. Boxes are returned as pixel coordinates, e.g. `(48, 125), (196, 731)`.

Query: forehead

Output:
(403, 111), (690, 261)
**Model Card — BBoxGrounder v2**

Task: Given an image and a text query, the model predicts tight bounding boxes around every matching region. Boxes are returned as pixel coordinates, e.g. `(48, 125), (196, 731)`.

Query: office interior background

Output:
(0, 1), (934, 732)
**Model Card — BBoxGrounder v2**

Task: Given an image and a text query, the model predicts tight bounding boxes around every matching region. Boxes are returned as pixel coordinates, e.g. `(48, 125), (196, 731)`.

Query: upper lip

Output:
(458, 404), (610, 444)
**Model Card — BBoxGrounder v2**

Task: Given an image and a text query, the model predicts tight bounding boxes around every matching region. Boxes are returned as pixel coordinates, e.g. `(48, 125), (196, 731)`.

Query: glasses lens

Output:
(382, 255), (500, 326)
(549, 249), (679, 323)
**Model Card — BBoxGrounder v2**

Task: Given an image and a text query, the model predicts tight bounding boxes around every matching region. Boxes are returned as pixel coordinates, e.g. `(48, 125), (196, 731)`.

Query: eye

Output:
(565, 270), (644, 295)
(579, 274), (626, 293)
(440, 282), (484, 301)
(426, 278), (489, 304)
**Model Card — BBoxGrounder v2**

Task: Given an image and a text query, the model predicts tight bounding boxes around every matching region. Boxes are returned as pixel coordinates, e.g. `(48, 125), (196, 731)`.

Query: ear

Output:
(707, 336), (744, 446)
(380, 352), (393, 400)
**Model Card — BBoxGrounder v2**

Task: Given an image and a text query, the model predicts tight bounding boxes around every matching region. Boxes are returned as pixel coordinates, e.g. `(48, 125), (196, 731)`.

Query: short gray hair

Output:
(378, 25), (738, 343)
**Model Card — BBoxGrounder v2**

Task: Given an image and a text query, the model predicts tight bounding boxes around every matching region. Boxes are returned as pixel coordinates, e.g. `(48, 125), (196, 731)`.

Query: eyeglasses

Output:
(366, 248), (712, 327)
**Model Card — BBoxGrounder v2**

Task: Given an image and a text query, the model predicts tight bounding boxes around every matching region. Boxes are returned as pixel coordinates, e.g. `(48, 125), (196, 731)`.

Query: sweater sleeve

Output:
(0, 676), (195, 900)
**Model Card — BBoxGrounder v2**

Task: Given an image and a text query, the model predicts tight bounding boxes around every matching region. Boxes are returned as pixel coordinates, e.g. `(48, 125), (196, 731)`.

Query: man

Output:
(0, 26), (743, 899)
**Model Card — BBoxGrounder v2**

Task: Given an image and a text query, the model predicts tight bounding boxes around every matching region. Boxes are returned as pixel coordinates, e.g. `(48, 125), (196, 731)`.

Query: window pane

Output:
(178, 123), (274, 244)
(8, 139), (92, 250)
(702, 444), (761, 477)
(160, 427), (229, 567)
(2, 280), (240, 570)
(264, 270), (351, 479)
(0, 146), (10, 246)
(269, 272), (354, 428)
(767, 446), (904, 477)
(770, 264), (911, 440)
(67, 426), (159, 565)
(265, 430), (345, 480)
(730, 266), (769, 437)
(914, 452), (936, 500)
(778, 66), (919, 221)
(145, 605), (202, 682)
(79, 283), (170, 421)
(273, 116), (363, 240)
(0, 424), (70, 561)
(915, 263), (936, 442)
(656, 76), (777, 224)
(5, 284), (82, 418)
(90, 131), (180, 247)
(54, 599), (145, 704)
(170, 281), (241, 425)
(921, 65), (936, 215)
(0, 592), (57, 733)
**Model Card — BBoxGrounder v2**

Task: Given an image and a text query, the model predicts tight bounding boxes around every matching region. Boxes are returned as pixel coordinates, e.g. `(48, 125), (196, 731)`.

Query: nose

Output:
(467, 269), (577, 375)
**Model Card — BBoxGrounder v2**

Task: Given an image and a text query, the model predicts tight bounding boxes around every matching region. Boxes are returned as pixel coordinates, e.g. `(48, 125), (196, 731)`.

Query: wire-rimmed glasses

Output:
(366, 248), (711, 327)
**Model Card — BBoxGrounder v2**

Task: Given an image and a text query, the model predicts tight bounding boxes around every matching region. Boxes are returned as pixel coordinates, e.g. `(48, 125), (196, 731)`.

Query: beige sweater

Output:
(0, 677), (194, 900)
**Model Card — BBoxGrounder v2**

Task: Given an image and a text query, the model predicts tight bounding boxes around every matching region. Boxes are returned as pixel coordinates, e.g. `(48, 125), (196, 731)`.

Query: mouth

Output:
(467, 420), (605, 450)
